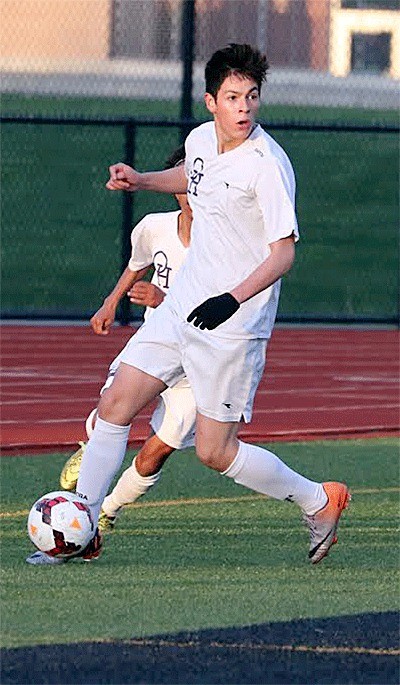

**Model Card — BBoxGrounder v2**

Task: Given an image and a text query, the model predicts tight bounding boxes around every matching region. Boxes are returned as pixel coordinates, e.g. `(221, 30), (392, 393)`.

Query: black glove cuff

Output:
(222, 292), (240, 310)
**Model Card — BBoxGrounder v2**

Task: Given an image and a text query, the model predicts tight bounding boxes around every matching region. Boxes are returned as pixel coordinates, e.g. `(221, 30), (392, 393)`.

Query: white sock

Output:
(76, 417), (130, 526)
(85, 408), (97, 439)
(222, 441), (327, 515)
(102, 456), (161, 517)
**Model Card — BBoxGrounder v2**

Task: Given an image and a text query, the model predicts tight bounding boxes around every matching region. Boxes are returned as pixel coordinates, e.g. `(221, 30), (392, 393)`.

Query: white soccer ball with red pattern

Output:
(27, 491), (94, 558)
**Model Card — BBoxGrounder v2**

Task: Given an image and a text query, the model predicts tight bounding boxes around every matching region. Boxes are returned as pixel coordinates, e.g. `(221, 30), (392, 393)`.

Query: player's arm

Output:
(231, 157), (297, 303)
(230, 235), (295, 304)
(106, 163), (187, 195)
(90, 265), (149, 335)
(128, 280), (165, 309)
(187, 235), (295, 330)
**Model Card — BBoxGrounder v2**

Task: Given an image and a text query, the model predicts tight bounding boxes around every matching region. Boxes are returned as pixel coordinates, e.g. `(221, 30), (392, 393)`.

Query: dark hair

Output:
(164, 144), (185, 170)
(205, 43), (269, 98)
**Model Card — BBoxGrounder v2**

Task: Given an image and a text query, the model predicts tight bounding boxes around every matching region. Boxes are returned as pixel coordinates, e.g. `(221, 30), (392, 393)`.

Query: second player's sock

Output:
(223, 441), (327, 515)
(102, 456), (161, 517)
(76, 417), (130, 526)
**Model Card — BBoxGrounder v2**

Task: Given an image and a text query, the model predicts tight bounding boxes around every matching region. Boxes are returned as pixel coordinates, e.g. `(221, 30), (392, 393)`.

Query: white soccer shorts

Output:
(150, 382), (196, 449)
(103, 347), (196, 450)
(115, 300), (267, 423)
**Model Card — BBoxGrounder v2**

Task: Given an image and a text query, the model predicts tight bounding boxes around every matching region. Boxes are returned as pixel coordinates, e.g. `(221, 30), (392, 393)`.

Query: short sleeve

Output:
(254, 158), (299, 244)
(184, 135), (192, 179)
(128, 216), (154, 272)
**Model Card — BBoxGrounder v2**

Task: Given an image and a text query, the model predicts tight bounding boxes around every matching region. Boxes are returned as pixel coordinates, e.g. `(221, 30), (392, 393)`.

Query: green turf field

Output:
(1, 96), (398, 320)
(1, 438), (398, 649)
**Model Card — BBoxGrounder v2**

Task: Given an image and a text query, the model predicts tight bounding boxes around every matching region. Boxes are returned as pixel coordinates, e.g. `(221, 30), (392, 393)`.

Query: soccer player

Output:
(58, 145), (195, 534)
(76, 44), (350, 566)
(26, 146), (196, 565)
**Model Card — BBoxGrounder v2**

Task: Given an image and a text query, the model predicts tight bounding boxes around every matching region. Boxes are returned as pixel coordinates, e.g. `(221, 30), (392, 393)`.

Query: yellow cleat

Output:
(59, 442), (86, 491)
(98, 509), (117, 533)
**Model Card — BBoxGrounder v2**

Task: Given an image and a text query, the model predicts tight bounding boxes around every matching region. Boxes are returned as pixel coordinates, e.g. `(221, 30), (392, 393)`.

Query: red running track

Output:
(1, 325), (399, 455)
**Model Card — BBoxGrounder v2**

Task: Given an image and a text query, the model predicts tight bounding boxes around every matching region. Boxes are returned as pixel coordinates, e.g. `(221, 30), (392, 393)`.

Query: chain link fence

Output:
(1, 0), (399, 323)
(1, 0), (399, 114)
(1, 117), (398, 323)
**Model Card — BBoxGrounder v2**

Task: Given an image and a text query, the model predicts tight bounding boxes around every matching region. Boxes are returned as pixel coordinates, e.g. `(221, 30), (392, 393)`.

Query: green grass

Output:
(1, 95), (398, 319)
(1, 438), (399, 648)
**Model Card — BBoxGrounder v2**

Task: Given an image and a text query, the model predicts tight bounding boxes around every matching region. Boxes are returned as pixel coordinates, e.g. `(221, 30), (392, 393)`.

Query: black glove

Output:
(187, 293), (240, 330)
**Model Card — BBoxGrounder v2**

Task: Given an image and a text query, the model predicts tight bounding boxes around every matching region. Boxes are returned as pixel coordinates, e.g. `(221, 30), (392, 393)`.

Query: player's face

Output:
(204, 74), (260, 152)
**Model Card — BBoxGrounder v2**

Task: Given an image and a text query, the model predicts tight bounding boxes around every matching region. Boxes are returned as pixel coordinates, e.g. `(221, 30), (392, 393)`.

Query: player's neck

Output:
(177, 211), (191, 248)
(215, 122), (256, 154)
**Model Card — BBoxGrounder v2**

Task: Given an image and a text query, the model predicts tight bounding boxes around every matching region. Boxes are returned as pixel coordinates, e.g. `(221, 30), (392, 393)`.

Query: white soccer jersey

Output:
(105, 210), (196, 449)
(109, 208), (192, 397)
(167, 122), (299, 340)
(128, 210), (188, 322)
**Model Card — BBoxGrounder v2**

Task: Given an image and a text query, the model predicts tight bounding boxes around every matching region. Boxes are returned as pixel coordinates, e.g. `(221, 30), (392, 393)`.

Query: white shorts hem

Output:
(196, 407), (250, 424)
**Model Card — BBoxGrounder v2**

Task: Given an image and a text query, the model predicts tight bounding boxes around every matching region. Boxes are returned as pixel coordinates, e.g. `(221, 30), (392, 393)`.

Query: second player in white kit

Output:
(106, 208), (196, 451)
(62, 147), (196, 530)
(26, 148), (197, 564)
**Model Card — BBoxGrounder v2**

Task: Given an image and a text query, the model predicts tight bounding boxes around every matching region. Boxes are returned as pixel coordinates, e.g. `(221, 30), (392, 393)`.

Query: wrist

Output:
(228, 291), (241, 306)
(103, 295), (118, 309)
(137, 172), (152, 191)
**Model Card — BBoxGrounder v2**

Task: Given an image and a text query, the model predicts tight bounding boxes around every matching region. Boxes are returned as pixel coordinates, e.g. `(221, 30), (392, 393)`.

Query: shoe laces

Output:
(302, 513), (319, 542)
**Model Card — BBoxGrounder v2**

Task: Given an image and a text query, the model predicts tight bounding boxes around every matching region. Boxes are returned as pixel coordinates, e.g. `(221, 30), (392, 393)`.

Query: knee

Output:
(97, 390), (115, 416)
(195, 442), (217, 469)
(195, 439), (235, 472)
(97, 388), (132, 426)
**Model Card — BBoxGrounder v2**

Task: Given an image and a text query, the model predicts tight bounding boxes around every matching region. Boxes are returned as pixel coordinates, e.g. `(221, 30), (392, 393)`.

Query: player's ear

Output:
(204, 92), (217, 114)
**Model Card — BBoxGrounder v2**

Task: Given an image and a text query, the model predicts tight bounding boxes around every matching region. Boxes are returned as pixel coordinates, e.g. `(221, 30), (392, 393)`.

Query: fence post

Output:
(118, 120), (136, 325)
(180, 0), (196, 142)
(397, 251), (400, 328)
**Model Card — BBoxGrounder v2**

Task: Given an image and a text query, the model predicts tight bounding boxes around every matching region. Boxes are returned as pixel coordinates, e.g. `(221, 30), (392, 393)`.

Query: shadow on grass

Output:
(2, 611), (399, 684)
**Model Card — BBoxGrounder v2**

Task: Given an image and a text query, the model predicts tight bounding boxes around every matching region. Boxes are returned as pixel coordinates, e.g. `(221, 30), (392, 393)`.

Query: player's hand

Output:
(128, 281), (165, 309)
(90, 303), (116, 335)
(187, 293), (240, 330)
(106, 163), (141, 192)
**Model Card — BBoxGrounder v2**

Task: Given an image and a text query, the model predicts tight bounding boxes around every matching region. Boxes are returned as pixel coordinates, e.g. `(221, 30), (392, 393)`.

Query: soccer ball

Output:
(27, 491), (94, 559)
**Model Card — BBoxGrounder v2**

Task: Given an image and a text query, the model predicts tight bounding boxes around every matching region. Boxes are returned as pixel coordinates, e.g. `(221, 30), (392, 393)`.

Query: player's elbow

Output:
(283, 245), (295, 274)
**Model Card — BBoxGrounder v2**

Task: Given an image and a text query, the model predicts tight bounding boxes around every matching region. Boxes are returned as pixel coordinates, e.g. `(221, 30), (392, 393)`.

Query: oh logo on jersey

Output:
(154, 251), (172, 289)
(188, 157), (204, 196)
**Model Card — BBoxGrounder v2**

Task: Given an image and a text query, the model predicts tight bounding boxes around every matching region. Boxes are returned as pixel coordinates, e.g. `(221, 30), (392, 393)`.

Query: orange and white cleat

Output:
(304, 482), (351, 565)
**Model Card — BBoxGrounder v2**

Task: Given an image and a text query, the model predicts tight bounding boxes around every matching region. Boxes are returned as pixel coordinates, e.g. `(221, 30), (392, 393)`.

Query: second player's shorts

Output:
(115, 300), (268, 423)
(150, 383), (196, 449)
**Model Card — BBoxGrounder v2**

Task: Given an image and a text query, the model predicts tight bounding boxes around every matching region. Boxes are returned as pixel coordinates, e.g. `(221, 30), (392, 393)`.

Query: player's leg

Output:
(99, 383), (197, 530)
(99, 434), (174, 530)
(26, 367), (169, 565)
(76, 302), (186, 535)
(185, 329), (349, 565)
(60, 340), (158, 492)
(60, 369), (116, 491)
(195, 413), (326, 506)
(75, 362), (167, 529)
(195, 414), (349, 564)
(136, 433), (175, 476)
